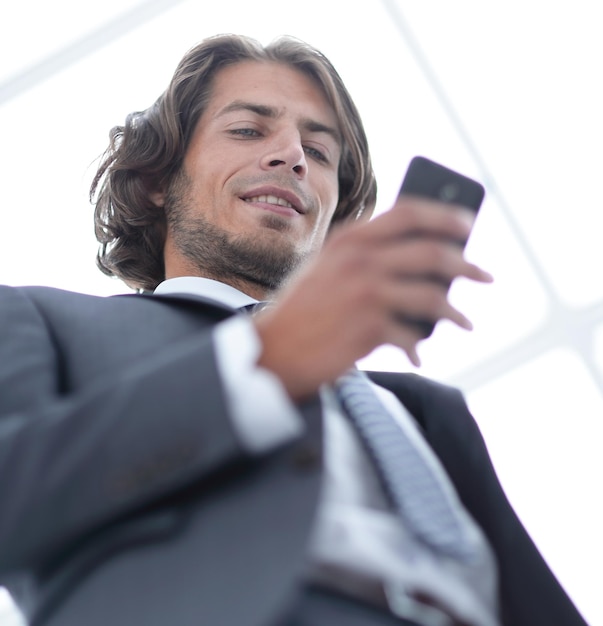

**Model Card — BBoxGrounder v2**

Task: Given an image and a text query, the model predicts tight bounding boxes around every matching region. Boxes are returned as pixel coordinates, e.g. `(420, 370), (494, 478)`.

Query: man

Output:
(0, 34), (586, 626)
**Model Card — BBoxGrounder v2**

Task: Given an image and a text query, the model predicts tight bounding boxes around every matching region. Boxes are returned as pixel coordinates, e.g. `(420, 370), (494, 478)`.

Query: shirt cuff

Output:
(212, 315), (304, 453)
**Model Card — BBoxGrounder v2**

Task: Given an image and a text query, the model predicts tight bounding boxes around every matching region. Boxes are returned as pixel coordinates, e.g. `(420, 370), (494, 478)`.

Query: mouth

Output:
(240, 187), (305, 215)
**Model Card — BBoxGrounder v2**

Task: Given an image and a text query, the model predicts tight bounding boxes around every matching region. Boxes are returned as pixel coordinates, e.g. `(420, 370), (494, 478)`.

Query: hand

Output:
(254, 196), (493, 401)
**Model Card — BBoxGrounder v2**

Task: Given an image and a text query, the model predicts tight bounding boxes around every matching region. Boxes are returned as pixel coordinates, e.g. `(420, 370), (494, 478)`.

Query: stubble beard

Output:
(164, 171), (309, 293)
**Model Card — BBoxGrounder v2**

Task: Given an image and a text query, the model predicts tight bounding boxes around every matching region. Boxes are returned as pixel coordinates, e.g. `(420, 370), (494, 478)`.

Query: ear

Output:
(149, 190), (166, 208)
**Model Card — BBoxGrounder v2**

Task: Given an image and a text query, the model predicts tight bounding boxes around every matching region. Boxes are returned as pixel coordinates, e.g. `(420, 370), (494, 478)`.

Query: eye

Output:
(229, 128), (261, 138)
(304, 145), (328, 163)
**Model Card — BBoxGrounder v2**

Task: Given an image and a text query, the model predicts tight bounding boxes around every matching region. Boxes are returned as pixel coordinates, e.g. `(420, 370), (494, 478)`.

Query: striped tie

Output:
(336, 369), (474, 561)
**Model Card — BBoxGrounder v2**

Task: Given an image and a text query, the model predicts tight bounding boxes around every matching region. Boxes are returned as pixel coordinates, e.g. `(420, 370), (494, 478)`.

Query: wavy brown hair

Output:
(91, 34), (377, 291)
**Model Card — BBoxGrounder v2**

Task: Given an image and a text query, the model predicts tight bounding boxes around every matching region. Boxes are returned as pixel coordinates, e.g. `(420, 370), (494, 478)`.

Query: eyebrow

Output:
(217, 100), (341, 143)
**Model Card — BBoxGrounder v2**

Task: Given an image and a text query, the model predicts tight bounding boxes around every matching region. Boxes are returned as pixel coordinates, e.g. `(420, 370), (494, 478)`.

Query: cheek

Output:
(185, 161), (222, 205)
(319, 180), (339, 229)
(312, 204), (338, 244)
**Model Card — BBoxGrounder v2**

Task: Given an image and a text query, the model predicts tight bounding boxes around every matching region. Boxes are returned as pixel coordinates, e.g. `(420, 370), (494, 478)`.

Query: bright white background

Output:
(1, 1), (601, 624)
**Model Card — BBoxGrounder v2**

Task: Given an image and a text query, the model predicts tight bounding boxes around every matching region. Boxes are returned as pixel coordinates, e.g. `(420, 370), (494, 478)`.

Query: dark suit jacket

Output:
(0, 285), (586, 625)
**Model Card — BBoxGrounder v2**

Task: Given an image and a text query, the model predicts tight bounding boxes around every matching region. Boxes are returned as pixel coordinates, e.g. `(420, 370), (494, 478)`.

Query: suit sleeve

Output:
(0, 286), (266, 576)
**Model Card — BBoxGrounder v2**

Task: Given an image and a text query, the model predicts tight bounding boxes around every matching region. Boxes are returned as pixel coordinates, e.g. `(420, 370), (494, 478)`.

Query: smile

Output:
(244, 195), (294, 209)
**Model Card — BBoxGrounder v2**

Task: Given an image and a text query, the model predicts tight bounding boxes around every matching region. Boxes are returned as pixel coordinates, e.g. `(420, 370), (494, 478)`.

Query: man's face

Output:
(162, 60), (342, 294)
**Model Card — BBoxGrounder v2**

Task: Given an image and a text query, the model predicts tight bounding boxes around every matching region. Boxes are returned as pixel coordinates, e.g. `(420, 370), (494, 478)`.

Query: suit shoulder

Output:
(1, 284), (124, 305)
(365, 370), (470, 434)
(0, 284), (145, 311)
(0, 287), (160, 341)
(5, 284), (129, 300)
(366, 370), (463, 402)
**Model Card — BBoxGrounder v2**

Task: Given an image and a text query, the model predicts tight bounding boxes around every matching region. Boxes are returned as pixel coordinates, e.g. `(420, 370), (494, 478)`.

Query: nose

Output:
(260, 132), (307, 177)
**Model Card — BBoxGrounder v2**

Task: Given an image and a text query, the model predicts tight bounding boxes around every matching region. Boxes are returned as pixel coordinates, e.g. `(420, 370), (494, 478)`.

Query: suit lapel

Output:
(365, 370), (489, 525)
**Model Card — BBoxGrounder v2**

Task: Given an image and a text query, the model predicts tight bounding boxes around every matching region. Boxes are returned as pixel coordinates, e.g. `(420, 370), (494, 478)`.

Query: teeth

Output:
(246, 194), (294, 209)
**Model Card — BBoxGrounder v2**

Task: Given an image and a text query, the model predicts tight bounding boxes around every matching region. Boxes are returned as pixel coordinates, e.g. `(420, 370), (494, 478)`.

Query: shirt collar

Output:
(154, 277), (258, 309)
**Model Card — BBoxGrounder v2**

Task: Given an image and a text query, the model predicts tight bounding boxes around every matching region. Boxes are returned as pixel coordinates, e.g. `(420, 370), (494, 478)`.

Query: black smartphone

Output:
(397, 156), (485, 338)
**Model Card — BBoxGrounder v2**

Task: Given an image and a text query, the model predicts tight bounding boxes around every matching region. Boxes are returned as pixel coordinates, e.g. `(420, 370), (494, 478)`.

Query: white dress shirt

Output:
(154, 277), (501, 626)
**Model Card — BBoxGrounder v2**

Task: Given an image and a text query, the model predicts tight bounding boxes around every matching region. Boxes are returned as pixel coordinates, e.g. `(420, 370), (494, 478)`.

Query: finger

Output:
(392, 305), (473, 333)
(360, 237), (493, 286)
(463, 261), (494, 284)
(377, 316), (424, 367)
(406, 346), (421, 368)
(377, 280), (474, 331)
(442, 305), (474, 330)
(367, 197), (477, 243)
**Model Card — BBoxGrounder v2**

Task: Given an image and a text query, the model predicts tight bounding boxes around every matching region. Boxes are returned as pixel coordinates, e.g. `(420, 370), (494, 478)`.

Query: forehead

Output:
(205, 60), (339, 128)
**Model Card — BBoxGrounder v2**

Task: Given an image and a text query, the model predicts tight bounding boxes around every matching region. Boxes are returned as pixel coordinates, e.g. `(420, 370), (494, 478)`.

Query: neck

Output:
(163, 244), (282, 300)
(164, 269), (273, 301)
